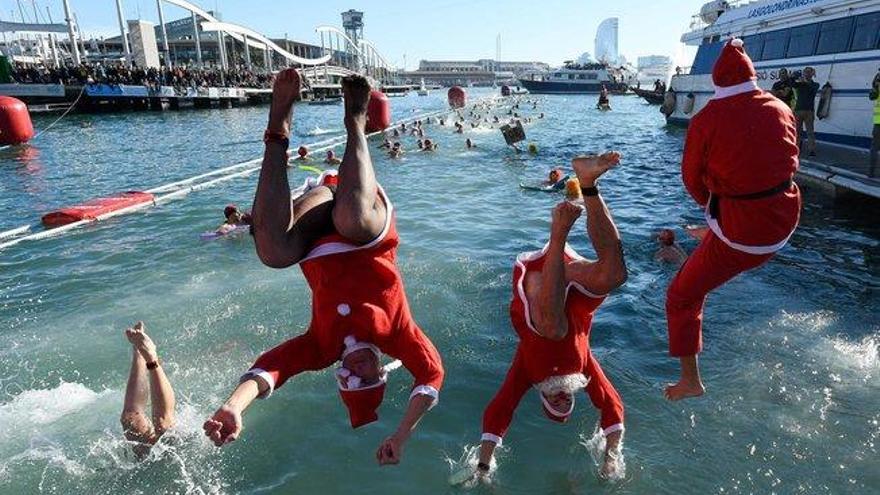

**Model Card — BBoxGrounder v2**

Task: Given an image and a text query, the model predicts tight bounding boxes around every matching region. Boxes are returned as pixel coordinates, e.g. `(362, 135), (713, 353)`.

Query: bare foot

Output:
(125, 321), (158, 363)
(267, 68), (302, 135)
(341, 75), (371, 130)
(664, 379), (705, 401)
(571, 151), (622, 187)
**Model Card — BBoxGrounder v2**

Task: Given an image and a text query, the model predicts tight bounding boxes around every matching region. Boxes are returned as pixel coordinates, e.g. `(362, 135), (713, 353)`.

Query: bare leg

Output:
(665, 355), (704, 401)
(332, 75), (387, 244)
(121, 326), (155, 457)
(252, 68), (333, 268)
(126, 322), (176, 437)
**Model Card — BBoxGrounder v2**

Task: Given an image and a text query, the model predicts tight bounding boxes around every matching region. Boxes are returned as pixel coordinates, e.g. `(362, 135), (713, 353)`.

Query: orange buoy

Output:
(501, 85), (511, 97)
(366, 90), (391, 133)
(0, 96), (34, 146)
(448, 86), (466, 109)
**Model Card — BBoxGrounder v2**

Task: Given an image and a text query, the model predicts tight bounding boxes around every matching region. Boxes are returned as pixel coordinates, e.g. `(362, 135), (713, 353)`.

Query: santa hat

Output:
(712, 38), (760, 100)
(536, 373), (590, 424)
(335, 336), (388, 429)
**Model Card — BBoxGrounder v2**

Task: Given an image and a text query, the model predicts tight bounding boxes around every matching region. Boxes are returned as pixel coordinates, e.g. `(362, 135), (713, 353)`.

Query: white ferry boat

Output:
(518, 62), (634, 94)
(666, 0), (880, 150)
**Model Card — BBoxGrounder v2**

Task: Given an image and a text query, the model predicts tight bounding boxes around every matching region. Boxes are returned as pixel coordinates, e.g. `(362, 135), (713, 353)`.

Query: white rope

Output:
(32, 85), (87, 141)
(0, 102), (486, 252)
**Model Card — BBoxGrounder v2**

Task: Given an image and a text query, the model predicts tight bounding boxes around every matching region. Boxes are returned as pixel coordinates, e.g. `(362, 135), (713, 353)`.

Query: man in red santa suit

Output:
(664, 39), (801, 401)
(472, 152), (628, 481)
(203, 70), (444, 466)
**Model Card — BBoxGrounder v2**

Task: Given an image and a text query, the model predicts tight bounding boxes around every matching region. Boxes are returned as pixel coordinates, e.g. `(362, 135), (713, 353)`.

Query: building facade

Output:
(403, 59), (549, 86)
(595, 18), (619, 64)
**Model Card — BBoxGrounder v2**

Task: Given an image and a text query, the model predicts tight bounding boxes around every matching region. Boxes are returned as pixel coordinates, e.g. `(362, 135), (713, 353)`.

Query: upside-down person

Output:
(475, 152), (628, 480)
(203, 69), (445, 466)
(664, 39), (801, 401)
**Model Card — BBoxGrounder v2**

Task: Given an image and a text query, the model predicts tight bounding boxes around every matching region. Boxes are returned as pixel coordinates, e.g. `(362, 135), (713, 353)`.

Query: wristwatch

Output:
(146, 360), (160, 370)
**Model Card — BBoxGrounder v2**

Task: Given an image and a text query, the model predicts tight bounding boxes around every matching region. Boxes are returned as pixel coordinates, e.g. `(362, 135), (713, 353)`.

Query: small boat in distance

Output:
(518, 61), (633, 94)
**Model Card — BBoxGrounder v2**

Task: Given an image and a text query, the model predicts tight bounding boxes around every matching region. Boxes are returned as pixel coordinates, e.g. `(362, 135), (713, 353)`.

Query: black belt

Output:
(709, 179), (793, 219)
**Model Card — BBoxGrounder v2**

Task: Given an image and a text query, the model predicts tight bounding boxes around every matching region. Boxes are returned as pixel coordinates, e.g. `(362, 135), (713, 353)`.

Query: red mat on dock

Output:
(41, 191), (155, 227)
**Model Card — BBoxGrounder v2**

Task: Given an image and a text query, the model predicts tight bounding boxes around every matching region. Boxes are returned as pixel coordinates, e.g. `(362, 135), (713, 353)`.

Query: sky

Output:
(0, 0), (708, 68)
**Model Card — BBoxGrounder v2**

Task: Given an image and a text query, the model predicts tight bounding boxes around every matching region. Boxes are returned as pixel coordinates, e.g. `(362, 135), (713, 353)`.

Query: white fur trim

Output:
(535, 373), (590, 395)
(603, 423), (625, 436)
(409, 385), (439, 409)
(335, 367), (388, 391)
(340, 335), (381, 360)
(730, 38), (743, 48)
(241, 368), (275, 399)
(712, 79), (759, 100)
(540, 392), (576, 418)
(704, 194), (795, 255)
(481, 433), (503, 446)
(514, 242), (606, 336)
(298, 184), (394, 263)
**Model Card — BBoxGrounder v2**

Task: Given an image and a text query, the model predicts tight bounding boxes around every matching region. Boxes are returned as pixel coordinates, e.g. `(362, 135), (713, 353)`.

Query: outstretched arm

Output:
(567, 152), (628, 295)
(376, 394), (434, 465)
(251, 69), (304, 268)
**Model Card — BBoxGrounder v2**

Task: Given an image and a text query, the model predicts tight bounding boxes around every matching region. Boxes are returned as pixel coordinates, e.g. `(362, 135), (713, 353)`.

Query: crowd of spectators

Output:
(10, 62), (274, 90)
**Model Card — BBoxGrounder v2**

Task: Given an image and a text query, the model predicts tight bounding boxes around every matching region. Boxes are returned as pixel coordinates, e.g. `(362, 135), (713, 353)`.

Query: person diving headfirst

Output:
(473, 152), (628, 482)
(203, 69), (445, 466)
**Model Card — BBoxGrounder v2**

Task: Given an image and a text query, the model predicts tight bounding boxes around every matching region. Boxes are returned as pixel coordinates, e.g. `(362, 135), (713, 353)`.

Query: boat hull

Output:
(518, 79), (628, 94)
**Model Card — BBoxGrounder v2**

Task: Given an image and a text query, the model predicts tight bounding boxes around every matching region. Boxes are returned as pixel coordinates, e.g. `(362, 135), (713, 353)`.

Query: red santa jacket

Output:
(244, 185), (444, 404)
(481, 244), (624, 444)
(682, 90), (801, 253)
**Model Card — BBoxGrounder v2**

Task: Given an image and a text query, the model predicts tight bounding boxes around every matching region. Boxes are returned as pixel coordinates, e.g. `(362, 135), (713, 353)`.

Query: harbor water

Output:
(0, 91), (878, 494)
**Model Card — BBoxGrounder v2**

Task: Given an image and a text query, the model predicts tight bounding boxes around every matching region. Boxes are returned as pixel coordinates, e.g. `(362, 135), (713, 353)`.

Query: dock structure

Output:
(797, 143), (880, 201)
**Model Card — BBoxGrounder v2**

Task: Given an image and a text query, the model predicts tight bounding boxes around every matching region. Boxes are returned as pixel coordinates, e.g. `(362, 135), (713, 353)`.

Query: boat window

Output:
(742, 34), (764, 61)
(816, 17), (854, 55)
(850, 12), (880, 51)
(787, 24), (819, 58)
(761, 29), (789, 60)
(690, 40), (725, 75)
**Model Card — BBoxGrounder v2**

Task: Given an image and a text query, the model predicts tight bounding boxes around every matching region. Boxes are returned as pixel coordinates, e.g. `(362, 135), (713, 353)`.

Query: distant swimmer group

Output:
(116, 38), (802, 486)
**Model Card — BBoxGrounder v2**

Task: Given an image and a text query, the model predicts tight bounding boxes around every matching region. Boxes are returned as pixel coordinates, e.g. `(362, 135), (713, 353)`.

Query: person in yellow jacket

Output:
(870, 68), (879, 178)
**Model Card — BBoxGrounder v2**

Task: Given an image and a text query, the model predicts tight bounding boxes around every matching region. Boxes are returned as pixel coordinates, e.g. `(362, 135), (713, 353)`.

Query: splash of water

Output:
(579, 424), (626, 482)
(444, 443), (496, 488)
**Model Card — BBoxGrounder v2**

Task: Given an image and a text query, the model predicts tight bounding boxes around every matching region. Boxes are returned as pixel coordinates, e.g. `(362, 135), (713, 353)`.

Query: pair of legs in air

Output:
(252, 70), (386, 268)
(120, 322), (176, 458)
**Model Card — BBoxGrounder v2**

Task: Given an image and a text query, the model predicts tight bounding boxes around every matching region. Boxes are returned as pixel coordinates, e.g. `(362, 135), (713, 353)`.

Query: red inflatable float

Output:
(448, 86), (467, 109)
(42, 191), (155, 227)
(366, 90), (391, 133)
(0, 96), (34, 146)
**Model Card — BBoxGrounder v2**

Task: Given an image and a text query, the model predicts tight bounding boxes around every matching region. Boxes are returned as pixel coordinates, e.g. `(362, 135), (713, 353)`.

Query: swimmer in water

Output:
(475, 152), (628, 481)
(543, 168), (568, 190)
(422, 138), (438, 151)
(378, 138), (392, 150)
(466, 138), (475, 149)
(597, 85), (611, 111)
(325, 149), (342, 165)
(389, 141), (404, 158)
(417, 139), (424, 150)
(294, 146), (311, 162)
(204, 71), (444, 465)
(121, 321), (176, 460)
(654, 229), (688, 265)
(217, 204), (252, 235)
(392, 129), (400, 138)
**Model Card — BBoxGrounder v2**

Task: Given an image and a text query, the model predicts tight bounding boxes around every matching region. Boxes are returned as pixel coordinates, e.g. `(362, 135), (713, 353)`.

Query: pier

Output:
(796, 143), (880, 201)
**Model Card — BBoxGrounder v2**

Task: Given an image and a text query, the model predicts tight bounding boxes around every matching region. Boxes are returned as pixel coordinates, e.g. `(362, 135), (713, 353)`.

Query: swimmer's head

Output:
(424, 139), (433, 148)
(392, 142), (401, 150)
(528, 143), (538, 154)
(224, 204), (238, 220)
(297, 146), (308, 158)
(536, 373), (588, 423)
(466, 138), (473, 148)
(658, 229), (676, 246)
(326, 149), (336, 160)
(549, 169), (562, 183)
(417, 139), (424, 149)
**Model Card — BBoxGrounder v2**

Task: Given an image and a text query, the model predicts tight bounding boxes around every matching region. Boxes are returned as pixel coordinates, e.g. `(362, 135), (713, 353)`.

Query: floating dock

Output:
(0, 83), (274, 112)
(796, 143), (879, 201)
